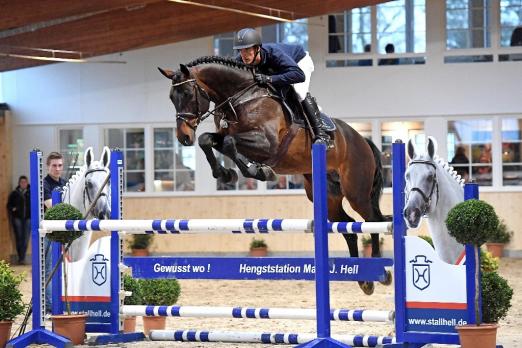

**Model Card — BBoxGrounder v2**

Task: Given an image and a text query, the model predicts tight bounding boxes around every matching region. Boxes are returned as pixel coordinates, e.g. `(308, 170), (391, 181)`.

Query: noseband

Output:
(172, 79), (211, 130)
(406, 160), (439, 216)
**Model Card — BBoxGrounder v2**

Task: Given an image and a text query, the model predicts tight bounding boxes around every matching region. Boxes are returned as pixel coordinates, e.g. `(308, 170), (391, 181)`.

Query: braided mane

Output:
(432, 155), (465, 188)
(61, 165), (86, 197)
(185, 56), (253, 72)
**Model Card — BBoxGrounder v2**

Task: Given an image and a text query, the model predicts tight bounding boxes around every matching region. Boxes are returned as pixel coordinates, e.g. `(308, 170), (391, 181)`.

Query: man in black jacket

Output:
(7, 176), (31, 264)
(234, 28), (332, 148)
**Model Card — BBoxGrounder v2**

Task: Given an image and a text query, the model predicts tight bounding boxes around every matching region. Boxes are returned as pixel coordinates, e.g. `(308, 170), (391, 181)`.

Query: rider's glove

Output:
(254, 73), (272, 86)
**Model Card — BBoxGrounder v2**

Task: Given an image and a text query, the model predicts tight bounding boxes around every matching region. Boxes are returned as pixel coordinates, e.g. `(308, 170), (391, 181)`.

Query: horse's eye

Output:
(87, 181), (93, 189)
(427, 175), (433, 182)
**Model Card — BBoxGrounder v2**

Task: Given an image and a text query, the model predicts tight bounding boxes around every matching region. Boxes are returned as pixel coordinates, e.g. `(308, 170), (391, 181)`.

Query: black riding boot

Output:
(301, 93), (333, 149)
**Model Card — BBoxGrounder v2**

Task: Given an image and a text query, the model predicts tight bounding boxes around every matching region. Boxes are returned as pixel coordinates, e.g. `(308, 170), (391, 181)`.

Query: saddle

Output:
(276, 88), (336, 132)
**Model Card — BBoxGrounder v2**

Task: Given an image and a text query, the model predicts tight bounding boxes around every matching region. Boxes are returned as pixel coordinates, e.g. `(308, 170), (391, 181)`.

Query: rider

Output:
(233, 28), (333, 148)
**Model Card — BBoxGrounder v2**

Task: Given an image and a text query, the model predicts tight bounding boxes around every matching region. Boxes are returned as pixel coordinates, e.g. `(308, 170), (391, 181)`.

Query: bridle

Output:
(83, 168), (110, 216)
(172, 77), (258, 131)
(405, 159), (439, 217)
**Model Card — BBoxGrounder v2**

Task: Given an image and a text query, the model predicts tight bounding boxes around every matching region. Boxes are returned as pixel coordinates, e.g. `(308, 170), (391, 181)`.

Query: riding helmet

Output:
(233, 28), (262, 49)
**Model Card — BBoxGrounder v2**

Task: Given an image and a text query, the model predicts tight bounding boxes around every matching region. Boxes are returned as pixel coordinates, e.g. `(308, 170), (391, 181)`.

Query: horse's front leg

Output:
(221, 132), (277, 182)
(198, 132), (238, 184)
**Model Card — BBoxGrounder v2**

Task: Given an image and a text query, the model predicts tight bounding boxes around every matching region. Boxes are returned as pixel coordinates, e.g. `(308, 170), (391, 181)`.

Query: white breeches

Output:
(293, 52), (314, 101)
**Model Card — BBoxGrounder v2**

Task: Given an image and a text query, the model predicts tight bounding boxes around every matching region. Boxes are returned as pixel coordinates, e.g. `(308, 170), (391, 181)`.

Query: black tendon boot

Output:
(301, 93), (333, 149)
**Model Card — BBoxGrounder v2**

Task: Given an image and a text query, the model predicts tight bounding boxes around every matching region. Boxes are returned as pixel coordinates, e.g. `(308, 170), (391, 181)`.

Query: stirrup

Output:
(314, 135), (334, 149)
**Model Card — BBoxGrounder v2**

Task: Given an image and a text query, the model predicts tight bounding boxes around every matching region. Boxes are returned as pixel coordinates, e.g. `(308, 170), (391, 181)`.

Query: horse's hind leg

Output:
(198, 132), (238, 184)
(304, 174), (375, 295)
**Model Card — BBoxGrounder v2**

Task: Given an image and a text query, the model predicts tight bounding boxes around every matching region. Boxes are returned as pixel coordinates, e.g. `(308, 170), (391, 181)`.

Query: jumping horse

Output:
(159, 56), (391, 294)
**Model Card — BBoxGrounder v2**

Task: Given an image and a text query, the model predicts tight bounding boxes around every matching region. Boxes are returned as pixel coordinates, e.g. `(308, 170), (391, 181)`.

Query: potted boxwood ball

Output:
(249, 238), (268, 257)
(485, 219), (513, 258)
(44, 203), (87, 345)
(481, 271), (513, 325)
(130, 234), (154, 256)
(446, 199), (499, 348)
(123, 274), (143, 332)
(0, 261), (25, 347)
(139, 278), (181, 335)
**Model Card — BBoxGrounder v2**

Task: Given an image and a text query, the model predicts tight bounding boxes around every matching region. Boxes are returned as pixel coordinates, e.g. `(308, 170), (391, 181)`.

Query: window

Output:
(262, 19), (309, 50)
(328, 1), (425, 54)
(501, 118), (522, 186)
(153, 128), (195, 192)
(377, 0), (426, 53)
(59, 128), (84, 178)
(268, 175), (305, 190)
(216, 154), (258, 191)
(381, 121), (425, 187)
(214, 32), (236, 57)
(105, 128), (145, 192)
(447, 119), (493, 186)
(446, 0), (491, 49)
(500, 0), (522, 47)
(349, 121), (373, 139)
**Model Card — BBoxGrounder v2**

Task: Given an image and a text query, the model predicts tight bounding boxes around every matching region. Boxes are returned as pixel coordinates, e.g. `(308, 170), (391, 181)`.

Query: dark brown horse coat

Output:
(160, 56), (390, 294)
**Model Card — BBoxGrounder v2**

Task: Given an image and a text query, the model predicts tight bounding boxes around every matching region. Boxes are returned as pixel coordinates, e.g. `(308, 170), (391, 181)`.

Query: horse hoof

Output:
(358, 281), (374, 295)
(227, 169), (238, 184)
(379, 269), (393, 286)
(260, 166), (277, 182)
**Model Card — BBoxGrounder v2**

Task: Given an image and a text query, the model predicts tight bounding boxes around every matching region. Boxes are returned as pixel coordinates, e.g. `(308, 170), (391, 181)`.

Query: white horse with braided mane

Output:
(61, 146), (111, 261)
(403, 136), (466, 265)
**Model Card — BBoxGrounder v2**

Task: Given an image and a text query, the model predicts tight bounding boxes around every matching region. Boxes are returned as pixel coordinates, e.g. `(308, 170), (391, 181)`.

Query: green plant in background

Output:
(446, 199), (499, 326)
(0, 261), (25, 321)
(480, 250), (499, 273)
(130, 234), (153, 250)
(418, 235), (434, 248)
(123, 274), (143, 306)
(481, 271), (513, 323)
(250, 238), (267, 249)
(487, 220), (513, 244)
(44, 203), (84, 244)
(139, 278), (181, 305)
(44, 203), (84, 314)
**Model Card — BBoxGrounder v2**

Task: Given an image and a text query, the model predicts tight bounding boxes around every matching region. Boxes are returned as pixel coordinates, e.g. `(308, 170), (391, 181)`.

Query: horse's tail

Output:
(365, 138), (389, 221)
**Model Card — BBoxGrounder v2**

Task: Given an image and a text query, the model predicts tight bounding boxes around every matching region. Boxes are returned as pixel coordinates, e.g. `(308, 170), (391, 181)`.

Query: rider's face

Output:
(239, 47), (259, 65)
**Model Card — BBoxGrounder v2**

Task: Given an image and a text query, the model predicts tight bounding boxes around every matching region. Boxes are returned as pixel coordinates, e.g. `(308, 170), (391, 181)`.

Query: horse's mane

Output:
(185, 56), (253, 72)
(432, 155), (465, 188)
(62, 165), (87, 196)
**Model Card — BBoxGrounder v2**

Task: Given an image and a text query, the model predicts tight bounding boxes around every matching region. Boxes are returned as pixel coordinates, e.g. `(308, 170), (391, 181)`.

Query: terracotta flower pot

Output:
(363, 245), (372, 257)
(131, 248), (149, 256)
(456, 323), (498, 348)
(0, 321), (13, 348)
(486, 243), (504, 258)
(51, 313), (88, 345)
(249, 247), (268, 257)
(123, 316), (137, 333)
(142, 316), (166, 335)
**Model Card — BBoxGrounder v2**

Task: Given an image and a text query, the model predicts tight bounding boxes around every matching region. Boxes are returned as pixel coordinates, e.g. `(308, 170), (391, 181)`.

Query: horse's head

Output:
(403, 136), (439, 229)
(84, 146), (111, 219)
(159, 65), (211, 146)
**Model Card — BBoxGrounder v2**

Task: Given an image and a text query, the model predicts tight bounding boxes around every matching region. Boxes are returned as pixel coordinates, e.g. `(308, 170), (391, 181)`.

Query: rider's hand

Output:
(254, 73), (272, 86)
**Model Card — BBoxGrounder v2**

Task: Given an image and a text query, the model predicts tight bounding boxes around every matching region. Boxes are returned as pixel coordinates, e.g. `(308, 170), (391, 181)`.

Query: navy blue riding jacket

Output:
(236, 43), (306, 89)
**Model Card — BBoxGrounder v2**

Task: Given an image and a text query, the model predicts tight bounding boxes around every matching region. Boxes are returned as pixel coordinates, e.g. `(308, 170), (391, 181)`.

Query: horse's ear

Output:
(100, 146), (110, 168)
(84, 147), (94, 167)
(407, 139), (415, 159)
(158, 67), (175, 79)
(180, 64), (190, 77)
(427, 136), (437, 159)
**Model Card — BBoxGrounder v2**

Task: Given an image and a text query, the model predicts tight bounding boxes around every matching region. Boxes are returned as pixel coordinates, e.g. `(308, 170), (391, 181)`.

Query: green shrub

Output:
(487, 220), (513, 244)
(123, 274), (143, 306)
(480, 249), (499, 273)
(250, 238), (267, 249)
(481, 271), (513, 323)
(446, 199), (499, 246)
(130, 234), (154, 250)
(44, 203), (84, 244)
(139, 278), (181, 305)
(0, 261), (25, 321)
(361, 235), (384, 247)
(418, 235), (434, 248)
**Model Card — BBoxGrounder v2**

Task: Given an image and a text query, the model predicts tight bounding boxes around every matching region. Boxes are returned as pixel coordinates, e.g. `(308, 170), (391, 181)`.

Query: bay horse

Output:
(403, 136), (466, 265)
(159, 56), (391, 294)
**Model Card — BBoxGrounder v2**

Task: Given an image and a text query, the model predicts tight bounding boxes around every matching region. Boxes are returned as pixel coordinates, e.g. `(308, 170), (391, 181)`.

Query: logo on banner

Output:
(410, 255), (432, 291)
(90, 254), (109, 286)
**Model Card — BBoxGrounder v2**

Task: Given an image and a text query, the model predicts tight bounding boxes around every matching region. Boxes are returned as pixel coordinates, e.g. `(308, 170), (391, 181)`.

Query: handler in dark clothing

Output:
(7, 176), (31, 264)
(234, 28), (332, 148)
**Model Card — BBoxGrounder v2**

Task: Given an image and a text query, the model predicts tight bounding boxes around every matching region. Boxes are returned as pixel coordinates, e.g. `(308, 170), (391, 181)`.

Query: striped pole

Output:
(149, 330), (396, 347)
(122, 305), (394, 322)
(40, 219), (391, 234)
